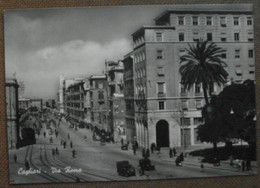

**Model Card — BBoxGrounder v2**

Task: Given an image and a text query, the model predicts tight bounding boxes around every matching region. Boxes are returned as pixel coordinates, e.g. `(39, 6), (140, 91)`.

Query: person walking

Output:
(25, 159), (30, 170)
(169, 148), (173, 158)
(70, 141), (73, 148)
(150, 143), (154, 154)
(133, 144), (136, 155)
(55, 147), (59, 154)
(43, 132), (46, 138)
(14, 154), (17, 163)
(63, 141), (66, 149)
(173, 147), (177, 156)
(200, 162), (204, 172)
(72, 149), (76, 158)
(180, 152), (184, 162)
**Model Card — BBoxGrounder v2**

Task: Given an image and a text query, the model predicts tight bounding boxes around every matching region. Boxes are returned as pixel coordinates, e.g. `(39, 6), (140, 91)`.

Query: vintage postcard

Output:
(4, 4), (257, 184)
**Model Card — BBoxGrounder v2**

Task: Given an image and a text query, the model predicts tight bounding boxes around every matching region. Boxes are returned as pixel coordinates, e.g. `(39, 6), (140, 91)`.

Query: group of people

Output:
(230, 156), (252, 171)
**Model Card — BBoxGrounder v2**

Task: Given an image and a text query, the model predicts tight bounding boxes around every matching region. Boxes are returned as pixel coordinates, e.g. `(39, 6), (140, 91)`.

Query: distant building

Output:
(18, 98), (30, 111)
(89, 75), (108, 130)
(5, 78), (19, 148)
(30, 99), (43, 111)
(105, 60), (125, 142)
(129, 4), (254, 148)
(65, 81), (85, 124)
(83, 79), (91, 124)
(122, 53), (136, 143)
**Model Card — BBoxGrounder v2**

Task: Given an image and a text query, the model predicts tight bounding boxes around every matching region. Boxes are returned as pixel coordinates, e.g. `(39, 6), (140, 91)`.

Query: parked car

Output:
(116, 161), (135, 177)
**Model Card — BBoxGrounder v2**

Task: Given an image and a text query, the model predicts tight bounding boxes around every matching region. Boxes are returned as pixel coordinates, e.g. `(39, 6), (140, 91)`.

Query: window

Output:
(220, 16), (226, 27)
(179, 33), (185, 41)
(221, 50), (227, 59)
(182, 100), (188, 110)
(156, 49), (163, 59)
(156, 32), (162, 42)
(247, 17), (253, 25)
(248, 50), (254, 58)
(195, 83), (201, 93)
(235, 50), (240, 58)
(195, 100), (202, 109)
(157, 82), (165, 94)
(234, 33), (240, 41)
(157, 66), (164, 76)
(236, 69), (242, 76)
(98, 91), (104, 100)
(248, 32), (254, 42)
(182, 118), (190, 126)
(193, 32), (199, 42)
(193, 16), (198, 25)
(249, 70), (254, 74)
(194, 117), (203, 125)
(159, 101), (165, 110)
(206, 16), (212, 25)
(98, 82), (103, 89)
(207, 33), (212, 41)
(221, 33), (226, 42)
(233, 17), (239, 25)
(178, 16), (184, 25)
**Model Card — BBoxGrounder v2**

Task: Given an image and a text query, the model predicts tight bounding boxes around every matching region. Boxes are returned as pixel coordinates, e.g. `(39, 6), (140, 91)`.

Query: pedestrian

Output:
(173, 147), (177, 156)
(72, 149), (76, 158)
(180, 152), (184, 162)
(63, 141), (66, 149)
(14, 154), (17, 163)
(142, 148), (146, 158)
(146, 149), (150, 158)
(52, 148), (55, 156)
(55, 131), (58, 138)
(25, 159), (30, 170)
(50, 137), (53, 143)
(242, 160), (245, 171)
(133, 144), (136, 155)
(70, 141), (73, 148)
(55, 147), (59, 154)
(229, 155), (234, 166)
(169, 148), (173, 158)
(150, 143), (154, 154)
(200, 163), (204, 172)
(120, 138), (124, 146)
(43, 132), (46, 138)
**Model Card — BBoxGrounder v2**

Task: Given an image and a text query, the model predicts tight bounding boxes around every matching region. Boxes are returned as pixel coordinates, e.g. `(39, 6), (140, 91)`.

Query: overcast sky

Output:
(5, 5), (175, 100)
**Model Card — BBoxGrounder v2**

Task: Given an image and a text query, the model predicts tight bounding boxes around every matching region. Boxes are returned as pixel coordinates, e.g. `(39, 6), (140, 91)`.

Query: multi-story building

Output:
(106, 60), (125, 142)
(30, 99), (43, 111)
(19, 98), (31, 111)
(83, 78), (91, 124)
(129, 4), (254, 148)
(65, 81), (85, 124)
(5, 78), (19, 148)
(122, 53), (136, 143)
(89, 75), (108, 130)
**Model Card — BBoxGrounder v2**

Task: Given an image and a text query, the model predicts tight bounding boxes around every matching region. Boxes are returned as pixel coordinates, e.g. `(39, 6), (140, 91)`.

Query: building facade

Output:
(106, 60), (126, 142)
(89, 75), (108, 130)
(122, 53), (136, 143)
(130, 4), (254, 148)
(5, 78), (19, 148)
(65, 81), (85, 124)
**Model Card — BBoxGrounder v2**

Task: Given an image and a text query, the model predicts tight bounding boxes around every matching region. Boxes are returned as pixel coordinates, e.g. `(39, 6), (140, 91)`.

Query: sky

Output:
(4, 5), (176, 100)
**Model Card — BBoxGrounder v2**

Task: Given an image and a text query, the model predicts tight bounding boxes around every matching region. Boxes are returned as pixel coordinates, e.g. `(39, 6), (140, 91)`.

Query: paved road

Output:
(8, 113), (256, 184)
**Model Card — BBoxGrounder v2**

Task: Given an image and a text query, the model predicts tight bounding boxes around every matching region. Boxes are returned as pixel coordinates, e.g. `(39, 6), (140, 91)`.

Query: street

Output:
(8, 113), (256, 184)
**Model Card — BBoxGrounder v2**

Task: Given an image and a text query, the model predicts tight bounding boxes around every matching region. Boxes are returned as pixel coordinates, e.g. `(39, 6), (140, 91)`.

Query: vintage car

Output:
(116, 161), (136, 177)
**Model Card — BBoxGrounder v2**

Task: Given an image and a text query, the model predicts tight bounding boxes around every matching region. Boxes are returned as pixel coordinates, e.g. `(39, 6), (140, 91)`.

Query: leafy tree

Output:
(179, 39), (228, 104)
(198, 80), (256, 158)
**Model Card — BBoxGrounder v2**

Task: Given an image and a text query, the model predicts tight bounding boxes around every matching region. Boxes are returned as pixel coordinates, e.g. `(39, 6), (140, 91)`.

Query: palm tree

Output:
(179, 39), (228, 105)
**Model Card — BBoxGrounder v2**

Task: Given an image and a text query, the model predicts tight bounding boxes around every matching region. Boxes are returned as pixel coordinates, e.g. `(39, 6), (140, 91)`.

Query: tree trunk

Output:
(202, 82), (209, 105)
(213, 141), (218, 158)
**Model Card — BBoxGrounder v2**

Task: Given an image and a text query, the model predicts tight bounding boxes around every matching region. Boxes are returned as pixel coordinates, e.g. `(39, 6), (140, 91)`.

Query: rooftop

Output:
(155, 4), (253, 22)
